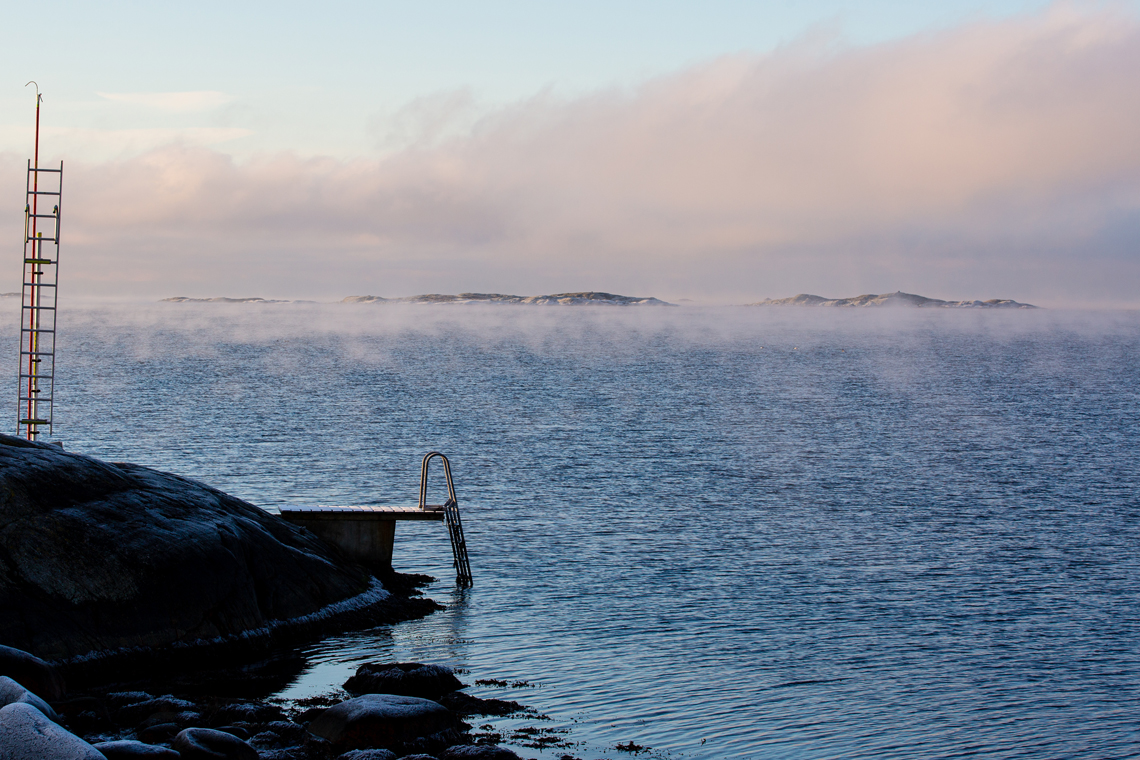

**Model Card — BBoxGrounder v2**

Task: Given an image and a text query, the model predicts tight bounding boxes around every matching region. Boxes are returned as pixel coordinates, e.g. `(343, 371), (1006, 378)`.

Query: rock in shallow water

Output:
(0, 434), (380, 661)
(343, 662), (463, 700)
(440, 747), (523, 760)
(308, 694), (460, 752)
(0, 702), (106, 759)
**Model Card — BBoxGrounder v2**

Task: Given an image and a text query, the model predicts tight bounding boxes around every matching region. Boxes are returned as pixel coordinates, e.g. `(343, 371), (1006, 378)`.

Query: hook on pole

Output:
(24, 81), (41, 104)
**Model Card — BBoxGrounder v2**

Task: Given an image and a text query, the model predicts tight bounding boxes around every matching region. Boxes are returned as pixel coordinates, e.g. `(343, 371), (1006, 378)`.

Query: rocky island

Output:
(162, 293), (672, 306)
(749, 291), (1036, 308)
(342, 292), (672, 306)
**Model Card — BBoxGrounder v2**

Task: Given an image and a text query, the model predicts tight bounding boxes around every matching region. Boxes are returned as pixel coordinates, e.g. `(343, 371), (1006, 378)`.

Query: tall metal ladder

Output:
(17, 85), (62, 442)
(420, 452), (473, 585)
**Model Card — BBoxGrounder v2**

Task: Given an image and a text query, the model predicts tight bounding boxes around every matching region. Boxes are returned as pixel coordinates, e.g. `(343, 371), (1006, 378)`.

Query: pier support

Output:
(279, 506), (443, 569)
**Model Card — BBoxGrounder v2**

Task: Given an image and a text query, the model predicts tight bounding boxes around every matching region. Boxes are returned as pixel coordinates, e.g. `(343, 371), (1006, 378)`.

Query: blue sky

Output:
(1, 0), (1062, 159)
(1, 1), (1138, 305)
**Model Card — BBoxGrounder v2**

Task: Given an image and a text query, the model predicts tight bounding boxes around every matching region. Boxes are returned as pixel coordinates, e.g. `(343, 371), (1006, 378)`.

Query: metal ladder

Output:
(420, 452), (473, 585)
(17, 153), (62, 441)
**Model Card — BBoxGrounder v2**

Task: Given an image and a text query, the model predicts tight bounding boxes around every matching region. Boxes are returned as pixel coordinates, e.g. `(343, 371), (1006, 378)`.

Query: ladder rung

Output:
(25, 237), (58, 244)
(29, 214), (57, 219)
(28, 168), (62, 173)
(21, 306), (56, 311)
(19, 351), (54, 356)
(25, 258), (54, 264)
(20, 328), (55, 334)
(27, 191), (60, 196)
(23, 283), (57, 289)
(19, 419), (50, 425)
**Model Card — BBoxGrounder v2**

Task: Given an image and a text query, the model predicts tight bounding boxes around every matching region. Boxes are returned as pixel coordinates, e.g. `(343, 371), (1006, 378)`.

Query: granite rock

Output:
(91, 740), (181, 759)
(170, 727), (257, 760)
(0, 674), (61, 721)
(0, 702), (106, 760)
(0, 434), (379, 661)
(0, 644), (66, 700)
(308, 694), (459, 751)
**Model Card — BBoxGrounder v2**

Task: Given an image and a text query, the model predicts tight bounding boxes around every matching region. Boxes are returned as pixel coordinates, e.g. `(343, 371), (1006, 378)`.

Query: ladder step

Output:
(28, 168), (62, 173)
(21, 306), (56, 311)
(26, 191), (60, 196)
(24, 259), (54, 264)
(19, 419), (49, 425)
(23, 282), (57, 288)
(25, 237), (58, 243)
(20, 328), (55, 334)
(19, 351), (54, 356)
(28, 214), (58, 219)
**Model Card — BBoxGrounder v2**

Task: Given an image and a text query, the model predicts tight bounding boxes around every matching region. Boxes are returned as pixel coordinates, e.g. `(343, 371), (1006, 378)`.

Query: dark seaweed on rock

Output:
(0, 434), (388, 662)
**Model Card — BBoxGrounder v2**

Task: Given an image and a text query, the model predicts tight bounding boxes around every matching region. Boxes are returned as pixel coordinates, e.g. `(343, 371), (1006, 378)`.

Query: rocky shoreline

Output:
(0, 437), (655, 759)
(0, 647), (560, 759)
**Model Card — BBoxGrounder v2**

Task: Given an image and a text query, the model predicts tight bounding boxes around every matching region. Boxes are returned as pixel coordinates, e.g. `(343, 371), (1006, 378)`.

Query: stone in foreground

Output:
(0, 702), (106, 760)
(0, 434), (381, 661)
(308, 694), (460, 751)
(0, 644), (66, 700)
(171, 727), (258, 759)
(0, 675), (61, 721)
(92, 740), (181, 758)
(334, 750), (398, 760)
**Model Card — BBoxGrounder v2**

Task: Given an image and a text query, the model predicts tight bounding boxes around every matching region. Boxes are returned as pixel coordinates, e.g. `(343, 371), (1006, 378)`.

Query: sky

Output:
(1, 0), (1138, 306)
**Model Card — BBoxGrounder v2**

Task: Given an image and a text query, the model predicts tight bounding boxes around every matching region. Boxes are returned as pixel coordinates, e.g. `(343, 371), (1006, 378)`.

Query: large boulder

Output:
(0, 434), (381, 661)
(308, 694), (460, 752)
(0, 702), (106, 759)
(0, 644), (65, 700)
(0, 675), (60, 721)
(171, 727), (258, 759)
(92, 740), (181, 759)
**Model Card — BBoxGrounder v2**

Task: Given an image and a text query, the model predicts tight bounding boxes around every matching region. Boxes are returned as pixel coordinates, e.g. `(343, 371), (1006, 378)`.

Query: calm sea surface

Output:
(9, 301), (1140, 759)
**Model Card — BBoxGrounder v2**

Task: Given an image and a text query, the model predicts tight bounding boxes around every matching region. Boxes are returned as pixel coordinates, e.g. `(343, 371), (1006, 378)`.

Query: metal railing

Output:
(420, 452), (473, 585)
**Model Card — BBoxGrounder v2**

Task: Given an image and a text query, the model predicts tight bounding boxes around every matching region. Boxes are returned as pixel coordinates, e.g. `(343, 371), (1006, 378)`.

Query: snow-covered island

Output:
(749, 291), (1036, 308)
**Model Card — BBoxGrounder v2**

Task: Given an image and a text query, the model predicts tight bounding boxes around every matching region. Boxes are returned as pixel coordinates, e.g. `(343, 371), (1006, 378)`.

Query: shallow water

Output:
(13, 302), (1140, 759)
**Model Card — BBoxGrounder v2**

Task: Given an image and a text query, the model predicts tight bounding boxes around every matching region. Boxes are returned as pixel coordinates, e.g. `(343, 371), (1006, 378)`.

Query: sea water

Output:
(11, 301), (1140, 760)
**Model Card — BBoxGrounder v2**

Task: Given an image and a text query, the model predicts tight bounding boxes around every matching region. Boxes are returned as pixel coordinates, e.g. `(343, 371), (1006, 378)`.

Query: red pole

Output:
(25, 89), (41, 438)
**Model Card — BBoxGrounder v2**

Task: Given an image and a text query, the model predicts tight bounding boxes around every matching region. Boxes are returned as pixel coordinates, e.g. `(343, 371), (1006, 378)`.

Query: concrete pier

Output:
(279, 506), (443, 569)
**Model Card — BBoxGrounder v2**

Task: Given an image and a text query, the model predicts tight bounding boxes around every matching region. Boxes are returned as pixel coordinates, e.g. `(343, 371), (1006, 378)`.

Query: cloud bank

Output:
(3, 4), (1138, 305)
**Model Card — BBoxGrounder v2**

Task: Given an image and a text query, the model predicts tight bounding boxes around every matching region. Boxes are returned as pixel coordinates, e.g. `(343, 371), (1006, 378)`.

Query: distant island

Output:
(162, 292), (673, 306)
(343, 291), (672, 306)
(162, 296), (293, 303)
(749, 291), (1036, 308)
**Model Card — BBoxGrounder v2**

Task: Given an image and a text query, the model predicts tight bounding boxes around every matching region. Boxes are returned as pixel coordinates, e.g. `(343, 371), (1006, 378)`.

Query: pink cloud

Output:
(2, 4), (1138, 304)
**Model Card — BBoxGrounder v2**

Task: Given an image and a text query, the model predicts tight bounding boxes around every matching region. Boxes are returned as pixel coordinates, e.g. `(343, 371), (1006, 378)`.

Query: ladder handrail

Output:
(419, 451), (457, 509)
(418, 451), (473, 585)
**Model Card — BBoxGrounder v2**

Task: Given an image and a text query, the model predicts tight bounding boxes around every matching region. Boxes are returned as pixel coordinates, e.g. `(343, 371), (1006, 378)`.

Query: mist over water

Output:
(10, 302), (1140, 759)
